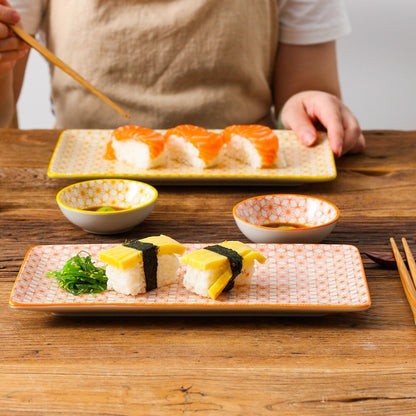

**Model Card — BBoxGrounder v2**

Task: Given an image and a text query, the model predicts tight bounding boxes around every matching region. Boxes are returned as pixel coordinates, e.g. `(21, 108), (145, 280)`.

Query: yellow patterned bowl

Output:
(56, 179), (158, 234)
(233, 194), (339, 243)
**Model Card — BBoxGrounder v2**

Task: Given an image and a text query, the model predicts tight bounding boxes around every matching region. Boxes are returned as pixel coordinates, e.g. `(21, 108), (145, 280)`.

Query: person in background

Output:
(0, 0), (365, 157)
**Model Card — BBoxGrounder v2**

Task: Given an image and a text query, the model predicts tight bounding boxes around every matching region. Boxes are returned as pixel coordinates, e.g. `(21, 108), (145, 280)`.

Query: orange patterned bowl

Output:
(56, 179), (158, 234)
(233, 194), (339, 243)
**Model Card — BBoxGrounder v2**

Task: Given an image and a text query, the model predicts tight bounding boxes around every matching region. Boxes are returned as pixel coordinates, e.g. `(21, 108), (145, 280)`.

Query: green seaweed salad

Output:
(47, 251), (107, 295)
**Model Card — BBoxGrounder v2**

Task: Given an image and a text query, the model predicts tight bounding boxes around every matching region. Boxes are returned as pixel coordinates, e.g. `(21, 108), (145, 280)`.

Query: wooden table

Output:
(1, 129), (416, 415)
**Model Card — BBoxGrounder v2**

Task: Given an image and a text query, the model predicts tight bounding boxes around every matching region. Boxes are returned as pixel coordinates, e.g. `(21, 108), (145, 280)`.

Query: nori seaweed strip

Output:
(204, 245), (243, 292)
(123, 240), (158, 291)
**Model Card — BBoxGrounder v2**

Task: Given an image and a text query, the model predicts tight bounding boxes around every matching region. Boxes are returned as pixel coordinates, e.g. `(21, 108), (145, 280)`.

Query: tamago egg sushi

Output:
(180, 241), (266, 299)
(99, 235), (185, 295)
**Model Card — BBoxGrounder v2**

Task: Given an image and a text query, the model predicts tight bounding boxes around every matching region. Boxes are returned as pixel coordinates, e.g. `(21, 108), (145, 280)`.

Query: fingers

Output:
(0, 46), (28, 69)
(339, 106), (366, 155)
(0, 3), (28, 73)
(281, 95), (319, 147)
(314, 95), (345, 157)
(322, 102), (365, 156)
(1, 35), (26, 52)
(281, 91), (366, 157)
(0, 2), (20, 27)
(0, 37), (29, 73)
(0, 1), (22, 41)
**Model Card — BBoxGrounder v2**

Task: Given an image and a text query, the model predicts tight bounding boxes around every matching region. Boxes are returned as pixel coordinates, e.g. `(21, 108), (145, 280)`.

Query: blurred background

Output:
(16, 0), (416, 130)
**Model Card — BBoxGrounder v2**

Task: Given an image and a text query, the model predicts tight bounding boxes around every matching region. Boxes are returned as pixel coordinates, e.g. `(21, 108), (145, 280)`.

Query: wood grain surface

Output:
(1, 129), (416, 415)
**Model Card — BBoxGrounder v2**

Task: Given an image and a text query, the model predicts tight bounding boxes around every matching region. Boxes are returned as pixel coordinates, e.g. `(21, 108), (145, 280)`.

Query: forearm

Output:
(0, 54), (27, 127)
(273, 41), (341, 112)
(0, 71), (14, 126)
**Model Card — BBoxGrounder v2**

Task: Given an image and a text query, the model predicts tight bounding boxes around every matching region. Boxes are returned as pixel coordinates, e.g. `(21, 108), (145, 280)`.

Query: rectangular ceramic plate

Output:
(47, 129), (336, 184)
(9, 243), (370, 315)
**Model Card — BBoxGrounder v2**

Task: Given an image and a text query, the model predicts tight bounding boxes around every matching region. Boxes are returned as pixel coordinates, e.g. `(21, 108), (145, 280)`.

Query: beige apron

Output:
(44, 0), (279, 129)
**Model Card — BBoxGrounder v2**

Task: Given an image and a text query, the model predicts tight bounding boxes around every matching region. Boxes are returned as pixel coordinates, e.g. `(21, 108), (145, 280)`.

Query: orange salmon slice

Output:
(222, 125), (279, 167)
(112, 125), (166, 159)
(165, 124), (224, 165)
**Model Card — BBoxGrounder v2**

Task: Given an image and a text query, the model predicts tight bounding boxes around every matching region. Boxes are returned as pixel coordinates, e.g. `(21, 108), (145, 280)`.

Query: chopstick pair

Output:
(390, 237), (416, 324)
(9, 24), (130, 119)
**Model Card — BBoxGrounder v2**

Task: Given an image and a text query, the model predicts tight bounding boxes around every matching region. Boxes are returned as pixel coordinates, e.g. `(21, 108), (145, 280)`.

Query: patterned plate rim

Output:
(9, 243), (371, 314)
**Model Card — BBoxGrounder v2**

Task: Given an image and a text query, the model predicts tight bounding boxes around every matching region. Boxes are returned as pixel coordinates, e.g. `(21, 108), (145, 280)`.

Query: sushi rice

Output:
(106, 254), (180, 296)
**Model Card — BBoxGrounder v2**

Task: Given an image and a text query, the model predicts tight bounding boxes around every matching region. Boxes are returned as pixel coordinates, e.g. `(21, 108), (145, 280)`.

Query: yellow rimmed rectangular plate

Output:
(47, 129), (336, 184)
(10, 243), (370, 315)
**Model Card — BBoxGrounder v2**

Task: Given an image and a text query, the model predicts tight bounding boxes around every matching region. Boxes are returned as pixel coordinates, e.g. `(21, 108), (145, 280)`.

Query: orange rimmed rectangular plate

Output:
(47, 130), (336, 184)
(9, 243), (370, 315)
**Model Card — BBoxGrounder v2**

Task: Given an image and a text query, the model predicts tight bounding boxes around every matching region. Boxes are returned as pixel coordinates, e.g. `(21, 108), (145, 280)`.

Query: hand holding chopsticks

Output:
(9, 24), (130, 119)
(390, 237), (416, 324)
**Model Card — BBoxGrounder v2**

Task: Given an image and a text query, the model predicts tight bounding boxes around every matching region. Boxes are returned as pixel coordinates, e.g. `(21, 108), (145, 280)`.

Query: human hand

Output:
(0, 0), (29, 74)
(280, 90), (365, 157)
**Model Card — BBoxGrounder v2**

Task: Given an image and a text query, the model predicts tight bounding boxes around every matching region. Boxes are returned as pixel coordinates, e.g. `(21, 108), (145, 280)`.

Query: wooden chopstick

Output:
(9, 24), (130, 119)
(402, 237), (416, 288)
(390, 237), (416, 324)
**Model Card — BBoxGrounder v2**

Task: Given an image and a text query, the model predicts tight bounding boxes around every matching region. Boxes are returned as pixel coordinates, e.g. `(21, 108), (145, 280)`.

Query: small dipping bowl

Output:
(56, 179), (158, 234)
(233, 194), (339, 243)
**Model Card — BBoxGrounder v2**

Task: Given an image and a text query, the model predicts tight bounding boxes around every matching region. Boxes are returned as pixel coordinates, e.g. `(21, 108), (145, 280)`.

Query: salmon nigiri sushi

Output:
(222, 124), (279, 168)
(165, 124), (225, 169)
(111, 125), (168, 169)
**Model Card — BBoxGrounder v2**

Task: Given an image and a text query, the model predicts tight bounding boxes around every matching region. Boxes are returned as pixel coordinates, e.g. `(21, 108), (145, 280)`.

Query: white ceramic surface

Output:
(56, 179), (157, 234)
(233, 194), (339, 243)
